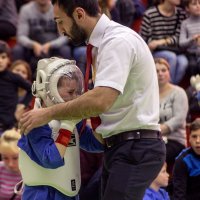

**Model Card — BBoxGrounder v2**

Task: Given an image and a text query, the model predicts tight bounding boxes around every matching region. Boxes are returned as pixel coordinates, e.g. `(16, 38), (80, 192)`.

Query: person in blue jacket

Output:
(173, 118), (200, 200)
(143, 162), (170, 200)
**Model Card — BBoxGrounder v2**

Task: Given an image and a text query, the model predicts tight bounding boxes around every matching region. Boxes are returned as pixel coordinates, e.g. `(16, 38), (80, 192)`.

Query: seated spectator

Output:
(173, 118), (200, 200)
(98, 0), (115, 19)
(0, 128), (22, 200)
(0, 0), (18, 41)
(155, 58), (188, 175)
(143, 162), (170, 200)
(15, 0), (33, 13)
(179, 0), (200, 75)
(10, 60), (34, 122)
(98, 0), (136, 28)
(140, 0), (188, 84)
(115, 0), (136, 28)
(11, 0), (71, 77)
(0, 41), (32, 135)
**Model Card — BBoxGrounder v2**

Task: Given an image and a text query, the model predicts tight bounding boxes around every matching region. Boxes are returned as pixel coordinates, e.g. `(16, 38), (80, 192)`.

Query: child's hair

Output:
(0, 40), (11, 56)
(10, 59), (32, 82)
(0, 129), (21, 154)
(154, 57), (170, 70)
(190, 118), (200, 132)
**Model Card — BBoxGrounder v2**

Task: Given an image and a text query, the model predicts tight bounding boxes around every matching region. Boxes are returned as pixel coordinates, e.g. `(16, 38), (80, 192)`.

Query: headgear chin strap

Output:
(32, 57), (84, 107)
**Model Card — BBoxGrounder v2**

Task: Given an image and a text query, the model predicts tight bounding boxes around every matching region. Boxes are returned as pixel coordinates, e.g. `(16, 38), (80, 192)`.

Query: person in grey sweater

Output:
(11, 0), (71, 77)
(0, 0), (18, 40)
(179, 0), (200, 75)
(154, 57), (188, 175)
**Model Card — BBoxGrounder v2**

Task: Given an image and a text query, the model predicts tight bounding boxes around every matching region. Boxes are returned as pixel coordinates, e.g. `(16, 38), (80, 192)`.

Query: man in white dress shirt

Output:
(19, 0), (166, 199)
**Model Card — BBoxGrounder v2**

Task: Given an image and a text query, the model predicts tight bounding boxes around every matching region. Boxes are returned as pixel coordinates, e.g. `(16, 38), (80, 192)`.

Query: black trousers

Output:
(101, 138), (166, 200)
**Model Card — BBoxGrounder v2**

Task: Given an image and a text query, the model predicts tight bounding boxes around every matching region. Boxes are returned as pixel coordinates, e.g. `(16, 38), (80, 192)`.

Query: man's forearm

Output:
(49, 86), (119, 121)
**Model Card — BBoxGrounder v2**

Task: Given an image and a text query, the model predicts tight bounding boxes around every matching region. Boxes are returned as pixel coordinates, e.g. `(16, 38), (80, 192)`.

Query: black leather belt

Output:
(104, 129), (162, 148)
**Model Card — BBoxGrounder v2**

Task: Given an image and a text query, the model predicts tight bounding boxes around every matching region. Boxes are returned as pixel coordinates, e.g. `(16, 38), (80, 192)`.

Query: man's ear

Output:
(73, 7), (85, 21)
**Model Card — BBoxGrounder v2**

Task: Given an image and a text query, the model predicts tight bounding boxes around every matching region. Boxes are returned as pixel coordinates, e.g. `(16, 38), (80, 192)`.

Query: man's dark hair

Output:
(0, 40), (10, 55)
(190, 118), (200, 132)
(51, 0), (99, 17)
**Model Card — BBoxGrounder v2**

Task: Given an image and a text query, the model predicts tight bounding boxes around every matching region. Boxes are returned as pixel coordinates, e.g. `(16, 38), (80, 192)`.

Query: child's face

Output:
(1, 151), (20, 173)
(12, 64), (28, 80)
(153, 164), (169, 188)
(58, 78), (79, 102)
(189, 129), (200, 155)
(0, 53), (10, 72)
(187, 0), (200, 16)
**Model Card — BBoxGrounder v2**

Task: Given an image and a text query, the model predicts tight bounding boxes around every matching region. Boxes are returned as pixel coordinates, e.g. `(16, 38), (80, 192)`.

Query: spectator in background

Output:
(173, 118), (200, 200)
(11, 0), (71, 77)
(115, 0), (136, 28)
(10, 60), (33, 122)
(140, 0), (188, 85)
(0, 129), (22, 200)
(98, 0), (115, 19)
(155, 58), (188, 175)
(15, 0), (33, 12)
(0, 0), (18, 41)
(98, 0), (136, 28)
(179, 0), (200, 75)
(0, 40), (32, 135)
(143, 162), (170, 200)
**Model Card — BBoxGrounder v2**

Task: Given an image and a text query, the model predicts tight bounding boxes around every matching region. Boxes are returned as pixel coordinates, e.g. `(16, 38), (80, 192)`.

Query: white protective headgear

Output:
(32, 57), (84, 106)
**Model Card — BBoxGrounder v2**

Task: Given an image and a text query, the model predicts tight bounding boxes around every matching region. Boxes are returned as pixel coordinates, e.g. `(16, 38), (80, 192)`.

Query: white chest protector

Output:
(19, 57), (84, 196)
(19, 120), (81, 196)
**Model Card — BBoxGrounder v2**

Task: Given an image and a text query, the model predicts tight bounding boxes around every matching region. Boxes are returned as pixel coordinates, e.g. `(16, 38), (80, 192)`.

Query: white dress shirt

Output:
(89, 14), (160, 138)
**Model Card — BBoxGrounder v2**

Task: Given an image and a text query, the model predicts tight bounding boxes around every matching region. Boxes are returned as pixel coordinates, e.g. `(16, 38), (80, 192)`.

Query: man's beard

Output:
(69, 19), (87, 46)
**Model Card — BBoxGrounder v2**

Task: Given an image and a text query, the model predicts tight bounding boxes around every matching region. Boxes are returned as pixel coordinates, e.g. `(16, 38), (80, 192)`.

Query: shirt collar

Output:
(87, 14), (111, 48)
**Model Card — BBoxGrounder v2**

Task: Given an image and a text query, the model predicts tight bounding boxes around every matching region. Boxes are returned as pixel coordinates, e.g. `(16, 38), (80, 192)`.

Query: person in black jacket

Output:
(0, 40), (32, 135)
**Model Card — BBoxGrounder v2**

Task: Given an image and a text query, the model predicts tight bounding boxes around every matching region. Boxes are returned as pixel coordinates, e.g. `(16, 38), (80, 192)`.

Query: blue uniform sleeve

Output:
(18, 125), (64, 169)
(76, 121), (104, 153)
(142, 189), (152, 200)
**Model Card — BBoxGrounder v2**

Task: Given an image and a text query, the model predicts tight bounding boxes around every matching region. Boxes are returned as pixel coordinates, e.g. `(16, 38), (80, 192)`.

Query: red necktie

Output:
(84, 44), (93, 92)
(80, 44), (93, 134)
(81, 44), (101, 134)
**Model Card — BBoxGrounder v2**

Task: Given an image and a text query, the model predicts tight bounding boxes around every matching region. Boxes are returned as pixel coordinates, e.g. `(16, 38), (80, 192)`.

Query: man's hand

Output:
(19, 107), (52, 135)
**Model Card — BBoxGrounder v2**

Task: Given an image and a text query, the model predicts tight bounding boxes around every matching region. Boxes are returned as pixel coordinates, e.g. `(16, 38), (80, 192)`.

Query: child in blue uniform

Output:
(18, 57), (104, 200)
(143, 162), (170, 200)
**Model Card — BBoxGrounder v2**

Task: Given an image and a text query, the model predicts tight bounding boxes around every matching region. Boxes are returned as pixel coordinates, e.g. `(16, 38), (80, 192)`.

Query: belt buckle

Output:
(134, 131), (141, 139)
(105, 138), (113, 148)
